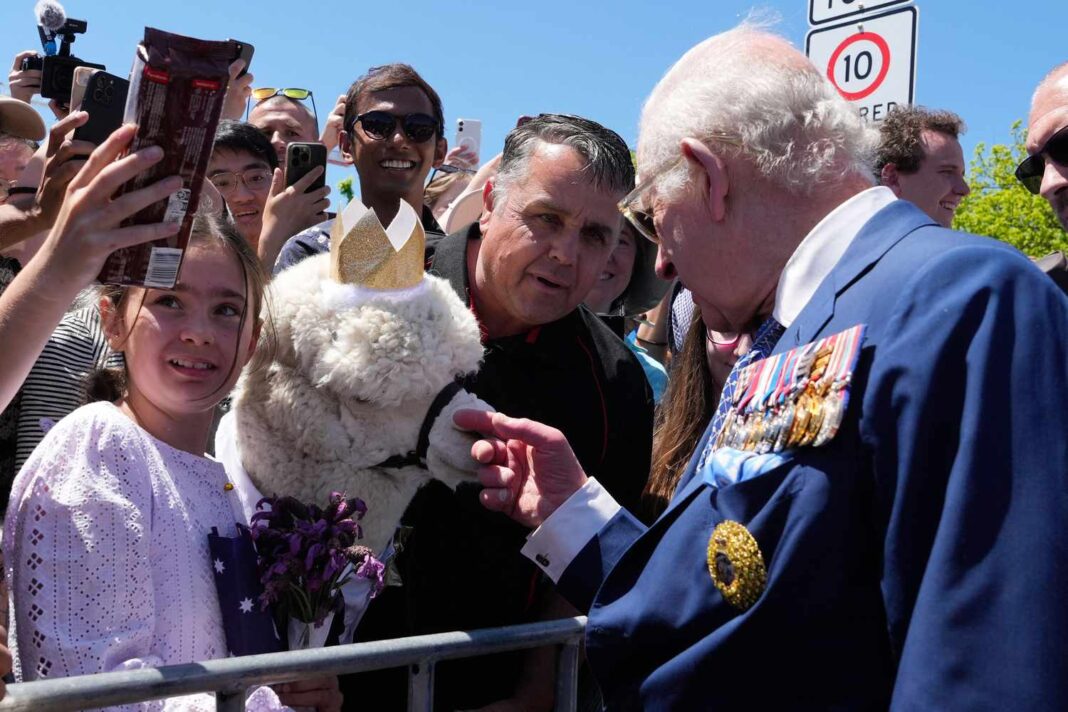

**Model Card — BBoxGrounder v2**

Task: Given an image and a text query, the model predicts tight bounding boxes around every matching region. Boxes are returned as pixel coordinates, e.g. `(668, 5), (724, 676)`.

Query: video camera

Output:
(20, 2), (104, 105)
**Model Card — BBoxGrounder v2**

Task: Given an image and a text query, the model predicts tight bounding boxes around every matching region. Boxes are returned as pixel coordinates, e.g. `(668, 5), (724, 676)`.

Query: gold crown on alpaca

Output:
(329, 199), (425, 290)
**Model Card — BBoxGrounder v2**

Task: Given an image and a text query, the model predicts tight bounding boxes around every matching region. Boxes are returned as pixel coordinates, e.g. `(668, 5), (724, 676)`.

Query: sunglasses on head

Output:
(348, 111), (441, 144)
(1016, 124), (1068, 195)
(247, 87), (319, 126)
(427, 163), (476, 184)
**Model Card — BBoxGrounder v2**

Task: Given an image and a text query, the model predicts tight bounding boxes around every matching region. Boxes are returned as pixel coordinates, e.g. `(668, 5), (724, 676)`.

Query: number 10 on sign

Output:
(805, 6), (918, 122)
(828, 32), (890, 100)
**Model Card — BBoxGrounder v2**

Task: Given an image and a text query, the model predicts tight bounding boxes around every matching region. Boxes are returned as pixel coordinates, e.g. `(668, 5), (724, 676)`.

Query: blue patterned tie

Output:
(698, 316), (785, 470)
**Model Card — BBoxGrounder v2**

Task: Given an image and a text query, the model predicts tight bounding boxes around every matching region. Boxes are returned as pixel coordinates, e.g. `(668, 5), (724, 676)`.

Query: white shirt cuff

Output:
(520, 478), (621, 583)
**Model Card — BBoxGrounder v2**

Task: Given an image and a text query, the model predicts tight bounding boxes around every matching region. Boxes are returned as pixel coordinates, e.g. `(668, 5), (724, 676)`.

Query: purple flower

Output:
(250, 491), (381, 623)
(356, 556), (386, 599)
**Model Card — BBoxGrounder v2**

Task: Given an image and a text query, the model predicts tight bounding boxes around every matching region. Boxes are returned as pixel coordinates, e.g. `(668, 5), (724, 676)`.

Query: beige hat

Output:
(0, 97), (46, 141)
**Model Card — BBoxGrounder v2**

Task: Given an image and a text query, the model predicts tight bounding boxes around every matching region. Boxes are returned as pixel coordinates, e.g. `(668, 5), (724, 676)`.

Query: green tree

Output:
(953, 121), (1067, 257)
(337, 177), (354, 205)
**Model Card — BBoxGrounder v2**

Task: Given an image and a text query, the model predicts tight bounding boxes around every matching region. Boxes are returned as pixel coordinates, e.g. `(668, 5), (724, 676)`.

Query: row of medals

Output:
(714, 325), (866, 453)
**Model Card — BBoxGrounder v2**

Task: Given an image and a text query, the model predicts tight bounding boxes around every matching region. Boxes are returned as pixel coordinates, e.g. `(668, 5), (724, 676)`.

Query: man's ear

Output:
(478, 181), (495, 231)
(680, 137), (729, 222)
(339, 130), (354, 163)
(880, 163), (902, 194)
(433, 136), (447, 168)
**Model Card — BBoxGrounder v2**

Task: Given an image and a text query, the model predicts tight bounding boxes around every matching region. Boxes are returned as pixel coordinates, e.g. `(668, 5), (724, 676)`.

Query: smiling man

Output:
(876, 106), (971, 227)
(208, 121), (277, 247)
(274, 64), (447, 273)
(349, 114), (654, 711)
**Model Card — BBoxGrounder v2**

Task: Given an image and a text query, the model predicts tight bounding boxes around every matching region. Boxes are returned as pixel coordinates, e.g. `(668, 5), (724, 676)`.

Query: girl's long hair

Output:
(640, 308), (721, 523)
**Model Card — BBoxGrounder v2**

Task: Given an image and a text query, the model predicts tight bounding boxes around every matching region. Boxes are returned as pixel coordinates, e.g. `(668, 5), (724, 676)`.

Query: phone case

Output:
(455, 118), (482, 158)
(286, 142), (328, 194)
(74, 72), (130, 145)
(69, 66), (100, 112)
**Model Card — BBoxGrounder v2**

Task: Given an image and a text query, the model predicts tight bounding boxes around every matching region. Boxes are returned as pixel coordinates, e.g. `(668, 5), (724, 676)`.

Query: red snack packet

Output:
(97, 28), (236, 288)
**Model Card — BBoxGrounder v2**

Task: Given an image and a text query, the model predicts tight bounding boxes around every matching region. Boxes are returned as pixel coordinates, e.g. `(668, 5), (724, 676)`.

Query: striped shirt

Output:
(14, 307), (124, 472)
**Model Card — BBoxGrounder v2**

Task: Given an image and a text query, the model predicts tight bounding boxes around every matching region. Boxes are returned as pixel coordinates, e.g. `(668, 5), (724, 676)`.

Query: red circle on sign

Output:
(826, 32), (891, 101)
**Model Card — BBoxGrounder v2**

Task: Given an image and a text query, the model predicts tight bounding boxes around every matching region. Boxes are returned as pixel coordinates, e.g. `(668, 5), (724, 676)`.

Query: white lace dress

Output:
(3, 401), (289, 711)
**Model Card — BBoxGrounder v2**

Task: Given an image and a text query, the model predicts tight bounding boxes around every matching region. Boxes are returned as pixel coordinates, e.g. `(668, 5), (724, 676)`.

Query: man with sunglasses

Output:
(455, 24), (1068, 710)
(1023, 62), (1068, 230)
(273, 64), (448, 275)
(247, 88), (320, 164)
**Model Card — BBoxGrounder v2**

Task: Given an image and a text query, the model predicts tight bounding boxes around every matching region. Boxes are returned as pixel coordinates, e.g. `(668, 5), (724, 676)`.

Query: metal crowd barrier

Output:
(0, 616), (588, 712)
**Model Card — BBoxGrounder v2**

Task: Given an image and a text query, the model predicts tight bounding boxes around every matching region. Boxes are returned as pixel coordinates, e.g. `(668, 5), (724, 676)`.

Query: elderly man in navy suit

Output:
(456, 22), (1068, 711)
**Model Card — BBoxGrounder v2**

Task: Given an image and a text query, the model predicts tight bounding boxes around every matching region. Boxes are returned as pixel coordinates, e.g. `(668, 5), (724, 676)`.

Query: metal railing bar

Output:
(0, 617), (587, 712)
(407, 660), (435, 712)
(553, 640), (581, 712)
(215, 690), (246, 712)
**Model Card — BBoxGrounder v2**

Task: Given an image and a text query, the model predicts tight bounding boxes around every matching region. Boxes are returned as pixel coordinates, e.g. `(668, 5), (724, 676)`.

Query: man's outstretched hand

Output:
(453, 410), (588, 529)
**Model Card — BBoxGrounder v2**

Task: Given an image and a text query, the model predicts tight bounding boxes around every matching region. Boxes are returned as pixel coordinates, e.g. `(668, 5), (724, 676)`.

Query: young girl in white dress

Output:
(3, 199), (339, 707)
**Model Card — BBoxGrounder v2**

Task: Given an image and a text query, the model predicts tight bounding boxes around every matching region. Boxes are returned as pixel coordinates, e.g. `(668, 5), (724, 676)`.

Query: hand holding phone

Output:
(73, 72), (130, 145)
(454, 119), (482, 162)
(230, 40), (255, 77)
(286, 142), (328, 193)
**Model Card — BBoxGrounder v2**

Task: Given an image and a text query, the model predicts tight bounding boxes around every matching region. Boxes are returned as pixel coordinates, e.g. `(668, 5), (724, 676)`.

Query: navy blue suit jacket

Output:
(557, 201), (1068, 710)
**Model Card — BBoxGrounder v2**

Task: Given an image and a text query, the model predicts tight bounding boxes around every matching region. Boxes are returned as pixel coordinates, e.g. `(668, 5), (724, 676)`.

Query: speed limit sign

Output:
(806, 5), (918, 121)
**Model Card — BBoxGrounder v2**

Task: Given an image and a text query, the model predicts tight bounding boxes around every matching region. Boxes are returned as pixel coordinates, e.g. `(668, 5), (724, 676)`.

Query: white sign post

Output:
(806, 5), (918, 122)
(809, 0), (909, 25)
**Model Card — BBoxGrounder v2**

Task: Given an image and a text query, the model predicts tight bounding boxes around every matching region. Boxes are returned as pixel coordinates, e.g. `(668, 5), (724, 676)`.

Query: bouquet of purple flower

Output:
(249, 492), (385, 639)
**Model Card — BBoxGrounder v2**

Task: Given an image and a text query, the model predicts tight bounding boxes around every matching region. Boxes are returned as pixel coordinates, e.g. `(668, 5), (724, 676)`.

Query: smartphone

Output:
(455, 118), (482, 159)
(286, 142), (327, 193)
(230, 40), (255, 77)
(69, 66), (100, 112)
(73, 72), (130, 145)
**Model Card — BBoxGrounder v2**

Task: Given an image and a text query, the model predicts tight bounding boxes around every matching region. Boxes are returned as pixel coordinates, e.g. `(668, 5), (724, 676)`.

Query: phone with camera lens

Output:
(73, 72), (130, 145)
(286, 142), (328, 193)
(454, 118), (482, 160)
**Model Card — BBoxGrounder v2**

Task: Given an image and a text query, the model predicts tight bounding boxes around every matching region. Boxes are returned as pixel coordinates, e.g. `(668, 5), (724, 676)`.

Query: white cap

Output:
(0, 97), (46, 141)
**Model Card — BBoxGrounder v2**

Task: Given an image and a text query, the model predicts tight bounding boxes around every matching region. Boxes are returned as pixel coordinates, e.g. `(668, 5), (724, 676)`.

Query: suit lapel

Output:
(789, 201), (935, 346)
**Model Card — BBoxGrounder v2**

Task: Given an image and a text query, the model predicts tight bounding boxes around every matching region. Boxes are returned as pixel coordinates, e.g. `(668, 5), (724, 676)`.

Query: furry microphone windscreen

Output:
(34, 0), (67, 31)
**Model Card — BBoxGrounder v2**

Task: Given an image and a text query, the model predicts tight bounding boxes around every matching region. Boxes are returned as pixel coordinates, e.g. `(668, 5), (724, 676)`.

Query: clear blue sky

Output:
(1, 0), (1064, 207)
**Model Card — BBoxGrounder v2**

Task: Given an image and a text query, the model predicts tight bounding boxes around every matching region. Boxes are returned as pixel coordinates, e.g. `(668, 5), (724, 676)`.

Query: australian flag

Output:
(208, 525), (285, 657)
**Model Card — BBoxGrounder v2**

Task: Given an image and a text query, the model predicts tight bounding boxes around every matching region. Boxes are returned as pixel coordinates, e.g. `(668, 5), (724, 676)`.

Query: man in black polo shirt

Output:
(352, 114), (654, 710)
(274, 63), (447, 273)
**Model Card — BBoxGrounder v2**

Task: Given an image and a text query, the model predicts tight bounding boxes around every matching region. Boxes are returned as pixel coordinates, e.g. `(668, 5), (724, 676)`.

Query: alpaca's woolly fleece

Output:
(232, 254), (489, 552)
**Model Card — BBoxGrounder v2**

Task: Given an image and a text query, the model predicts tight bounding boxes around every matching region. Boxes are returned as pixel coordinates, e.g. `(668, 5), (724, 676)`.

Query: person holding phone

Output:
(206, 121), (329, 272)
(247, 89), (320, 164)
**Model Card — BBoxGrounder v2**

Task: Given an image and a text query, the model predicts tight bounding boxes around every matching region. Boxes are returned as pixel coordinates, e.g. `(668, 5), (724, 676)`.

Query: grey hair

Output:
(492, 114), (635, 204)
(638, 23), (877, 199)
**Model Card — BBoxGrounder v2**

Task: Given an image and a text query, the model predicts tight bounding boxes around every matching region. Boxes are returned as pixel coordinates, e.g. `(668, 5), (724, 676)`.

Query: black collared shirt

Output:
(348, 224), (654, 710)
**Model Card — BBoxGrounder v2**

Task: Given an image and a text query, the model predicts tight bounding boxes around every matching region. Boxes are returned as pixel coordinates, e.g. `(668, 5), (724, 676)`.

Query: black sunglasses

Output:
(1016, 124), (1068, 195)
(348, 111), (441, 144)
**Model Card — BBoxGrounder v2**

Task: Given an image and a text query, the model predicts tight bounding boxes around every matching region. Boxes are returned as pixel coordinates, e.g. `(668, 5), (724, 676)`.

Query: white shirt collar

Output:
(773, 186), (898, 328)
